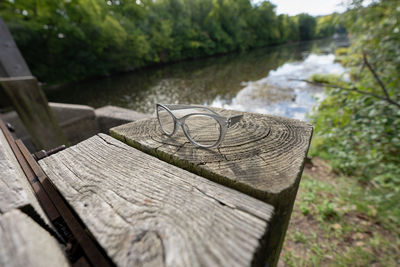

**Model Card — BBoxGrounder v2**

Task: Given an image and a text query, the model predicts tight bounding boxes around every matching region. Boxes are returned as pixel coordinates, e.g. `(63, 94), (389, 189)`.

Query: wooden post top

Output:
(111, 108), (313, 266)
(111, 108), (313, 203)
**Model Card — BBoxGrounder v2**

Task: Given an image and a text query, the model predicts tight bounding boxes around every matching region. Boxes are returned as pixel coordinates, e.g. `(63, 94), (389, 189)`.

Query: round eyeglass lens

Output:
(157, 106), (175, 135)
(184, 115), (221, 147)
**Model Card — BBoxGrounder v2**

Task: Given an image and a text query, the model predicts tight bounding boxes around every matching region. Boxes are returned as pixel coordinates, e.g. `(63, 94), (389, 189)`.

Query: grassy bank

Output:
(280, 158), (400, 266)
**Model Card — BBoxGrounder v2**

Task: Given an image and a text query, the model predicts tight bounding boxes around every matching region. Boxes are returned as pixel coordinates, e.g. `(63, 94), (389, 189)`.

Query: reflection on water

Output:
(212, 54), (346, 120)
(46, 38), (347, 120)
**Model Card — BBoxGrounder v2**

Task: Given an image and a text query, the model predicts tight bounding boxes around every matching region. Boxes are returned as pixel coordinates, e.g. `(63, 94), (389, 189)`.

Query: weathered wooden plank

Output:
(0, 123), (49, 227)
(0, 209), (69, 267)
(39, 134), (274, 267)
(110, 108), (313, 266)
(0, 76), (68, 150)
(0, 126), (29, 213)
(16, 138), (112, 267)
(0, 16), (31, 78)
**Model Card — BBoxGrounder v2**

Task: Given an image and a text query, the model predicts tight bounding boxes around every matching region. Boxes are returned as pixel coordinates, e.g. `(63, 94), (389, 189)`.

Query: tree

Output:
(0, 0), (332, 84)
(310, 0), (400, 188)
(297, 13), (316, 40)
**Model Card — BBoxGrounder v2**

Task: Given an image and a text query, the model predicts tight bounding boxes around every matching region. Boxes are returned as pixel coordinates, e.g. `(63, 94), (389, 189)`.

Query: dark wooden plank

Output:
(0, 16), (31, 78)
(110, 108), (313, 266)
(39, 134), (274, 267)
(0, 209), (69, 267)
(0, 76), (68, 150)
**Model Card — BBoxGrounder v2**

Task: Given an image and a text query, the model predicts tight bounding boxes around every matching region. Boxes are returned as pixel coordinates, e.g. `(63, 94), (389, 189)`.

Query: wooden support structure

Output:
(0, 120), (49, 227)
(0, 16), (67, 150)
(0, 121), (69, 267)
(0, 76), (68, 150)
(1, 104), (311, 266)
(0, 17), (31, 77)
(39, 134), (274, 267)
(111, 108), (313, 266)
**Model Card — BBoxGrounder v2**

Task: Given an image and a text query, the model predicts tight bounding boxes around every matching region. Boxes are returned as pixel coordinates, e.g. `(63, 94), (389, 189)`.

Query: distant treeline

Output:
(1, 0), (343, 84)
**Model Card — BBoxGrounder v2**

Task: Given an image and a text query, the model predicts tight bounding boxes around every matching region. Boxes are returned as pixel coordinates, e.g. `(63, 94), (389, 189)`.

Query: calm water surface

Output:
(46, 38), (347, 120)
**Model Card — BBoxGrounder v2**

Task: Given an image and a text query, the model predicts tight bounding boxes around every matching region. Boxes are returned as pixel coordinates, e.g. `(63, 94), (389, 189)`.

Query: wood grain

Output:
(110, 108), (313, 266)
(0, 209), (69, 267)
(0, 126), (49, 227)
(39, 134), (274, 267)
(0, 76), (68, 150)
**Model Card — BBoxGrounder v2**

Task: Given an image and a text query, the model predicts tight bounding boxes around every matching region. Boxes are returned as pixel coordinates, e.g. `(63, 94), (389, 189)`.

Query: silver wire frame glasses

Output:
(156, 103), (243, 148)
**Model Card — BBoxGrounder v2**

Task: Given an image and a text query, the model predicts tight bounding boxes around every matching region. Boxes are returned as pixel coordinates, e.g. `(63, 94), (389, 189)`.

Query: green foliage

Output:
(283, 173), (400, 266)
(0, 0), (337, 84)
(311, 0), (400, 189)
(315, 13), (346, 39)
(297, 13), (316, 40)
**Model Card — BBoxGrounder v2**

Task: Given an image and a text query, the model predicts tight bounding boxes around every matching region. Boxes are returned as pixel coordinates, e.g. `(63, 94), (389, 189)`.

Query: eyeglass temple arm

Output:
(162, 104), (219, 115)
(227, 114), (243, 127)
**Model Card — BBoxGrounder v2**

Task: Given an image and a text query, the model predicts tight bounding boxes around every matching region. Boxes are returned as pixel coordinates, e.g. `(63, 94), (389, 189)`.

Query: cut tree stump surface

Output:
(39, 134), (274, 267)
(110, 108), (313, 266)
(111, 109), (313, 202)
(111, 109), (313, 199)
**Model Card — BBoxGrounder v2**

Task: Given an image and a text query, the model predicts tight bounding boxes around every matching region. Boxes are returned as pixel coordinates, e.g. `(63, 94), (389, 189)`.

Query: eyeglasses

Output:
(156, 103), (243, 148)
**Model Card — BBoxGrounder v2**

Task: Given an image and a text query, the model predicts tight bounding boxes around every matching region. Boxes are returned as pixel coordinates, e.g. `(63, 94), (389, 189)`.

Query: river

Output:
(46, 38), (347, 121)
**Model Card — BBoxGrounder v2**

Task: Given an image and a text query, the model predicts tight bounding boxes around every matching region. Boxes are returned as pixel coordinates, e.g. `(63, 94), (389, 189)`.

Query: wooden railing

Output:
(0, 16), (67, 150)
(0, 108), (312, 267)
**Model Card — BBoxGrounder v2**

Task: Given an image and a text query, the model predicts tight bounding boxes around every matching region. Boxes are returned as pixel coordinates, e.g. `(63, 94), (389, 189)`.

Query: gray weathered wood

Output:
(0, 19), (67, 149)
(0, 126), (49, 227)
(0, 209), (69, 267)
(0, 76), (68, 150)
(0, 16), (31, 78)
(39, 134), (274, 267)
(95, 105), (150, 134)
(110, 108), (313, 267)
(0, 128), (29, 213)
(0, 16), (31, 109)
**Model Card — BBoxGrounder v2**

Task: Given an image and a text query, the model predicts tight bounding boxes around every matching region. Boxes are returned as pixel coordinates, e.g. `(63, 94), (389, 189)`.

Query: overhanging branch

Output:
(289, 78), (400, 109)
(362, 52), (390, 100)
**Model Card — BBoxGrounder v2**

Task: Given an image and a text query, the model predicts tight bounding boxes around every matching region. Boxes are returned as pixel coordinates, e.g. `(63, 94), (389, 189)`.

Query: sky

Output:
(262, 0), (348, 16)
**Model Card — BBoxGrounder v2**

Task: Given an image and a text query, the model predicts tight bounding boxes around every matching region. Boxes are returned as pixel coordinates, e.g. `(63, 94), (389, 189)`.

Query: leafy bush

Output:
(310, 0), (400, 189)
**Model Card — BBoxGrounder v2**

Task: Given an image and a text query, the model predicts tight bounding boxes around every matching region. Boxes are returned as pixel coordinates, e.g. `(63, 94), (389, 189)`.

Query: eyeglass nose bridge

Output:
(175, 118), (184, 127)
(174, 118), (189, 136)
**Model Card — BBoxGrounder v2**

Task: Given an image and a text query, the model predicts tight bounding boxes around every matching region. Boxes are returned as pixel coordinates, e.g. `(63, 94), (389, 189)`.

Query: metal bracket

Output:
(33, 145), (66, 160)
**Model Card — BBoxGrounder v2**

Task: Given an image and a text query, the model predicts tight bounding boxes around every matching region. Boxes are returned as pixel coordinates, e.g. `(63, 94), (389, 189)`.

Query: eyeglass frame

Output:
(156, 103), (243, 148)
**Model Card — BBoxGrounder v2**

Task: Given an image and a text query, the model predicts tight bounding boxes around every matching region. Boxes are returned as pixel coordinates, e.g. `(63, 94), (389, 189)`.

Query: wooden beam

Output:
(0, 16), (31, 77)
(0, 121), (50, 228)
(0, 209), (69, 267)
(0, 124), (30, 214)
(39, 134), (274, 267)
(110, 108), (313, 266)
(0, 17), (67, 149)
(0, 76), (68, 150)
